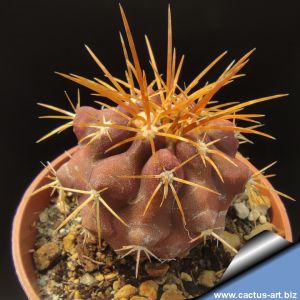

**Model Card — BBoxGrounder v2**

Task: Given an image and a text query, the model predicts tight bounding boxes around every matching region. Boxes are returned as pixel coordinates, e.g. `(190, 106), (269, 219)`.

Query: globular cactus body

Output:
(57, 105), (250, 259)
(36, 6), (289, 265)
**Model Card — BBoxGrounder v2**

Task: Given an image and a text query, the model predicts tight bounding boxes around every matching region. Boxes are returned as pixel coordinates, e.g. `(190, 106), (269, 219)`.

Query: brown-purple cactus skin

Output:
(35, 7), (290, 266)
(56, 106), (251, 259)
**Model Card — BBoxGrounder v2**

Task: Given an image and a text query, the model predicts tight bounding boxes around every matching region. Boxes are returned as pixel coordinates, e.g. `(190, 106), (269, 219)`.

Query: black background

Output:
(1, 0), (299, 299)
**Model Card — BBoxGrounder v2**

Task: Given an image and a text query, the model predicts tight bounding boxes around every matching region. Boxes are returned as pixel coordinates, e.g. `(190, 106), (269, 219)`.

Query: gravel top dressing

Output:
(32, 191), (278, 300)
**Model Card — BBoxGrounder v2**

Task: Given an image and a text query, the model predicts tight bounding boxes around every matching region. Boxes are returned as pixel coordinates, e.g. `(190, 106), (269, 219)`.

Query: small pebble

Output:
(39, 209), (48, 223)
(97, 292), (105, 300)
(234, 202), (250, 219)
(74, 290), (81, 299)
(105, 272), (118, 280)
(33, 242), (60, 271)
(63, 233), (76, 253)
(248, 210), (260, 222)
(259, 215), (267, 224)
(220, 231), (241, 254)
(37, 275), (47, 287)
(83, 259), (98, 273)
(163, 284), (178, 291)
(95, 273), (105, 281)
(80, 273), (96, 286)
(139, 280), (158, 300)
(67, 261), (75, 271)
(198, 270), (217, 288)
(114, 284), (137, 299)
(113, 280), (121, 291)
(180, 272), (192, 282)
(59, 228), (66, 235)
(160, 290), (185, 300)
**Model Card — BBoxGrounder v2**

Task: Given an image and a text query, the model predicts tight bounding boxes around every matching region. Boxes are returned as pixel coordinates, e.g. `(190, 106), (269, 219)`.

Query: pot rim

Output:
(12, 147), (77, 300)
(12, 149), (293, 300)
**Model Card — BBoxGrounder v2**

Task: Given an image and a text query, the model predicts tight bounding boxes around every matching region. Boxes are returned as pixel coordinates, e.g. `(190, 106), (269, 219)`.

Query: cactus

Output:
(34, 6), (293, 276)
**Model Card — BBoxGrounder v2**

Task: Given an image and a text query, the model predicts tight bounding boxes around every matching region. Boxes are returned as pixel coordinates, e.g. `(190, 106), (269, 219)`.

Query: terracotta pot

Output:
(12, 149), (293, 300)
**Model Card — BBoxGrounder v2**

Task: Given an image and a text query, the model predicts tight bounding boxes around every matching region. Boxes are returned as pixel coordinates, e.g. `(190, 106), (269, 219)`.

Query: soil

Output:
(32, 192), (278, 300)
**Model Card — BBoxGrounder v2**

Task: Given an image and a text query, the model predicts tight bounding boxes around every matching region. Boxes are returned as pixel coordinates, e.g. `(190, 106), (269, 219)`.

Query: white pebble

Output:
(39, 210), (48, 223)
(259, 215), (267, 224)
(248, 210), (260, 222)
(80, 273), (96, 286)
(234, 202), (250, 219)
